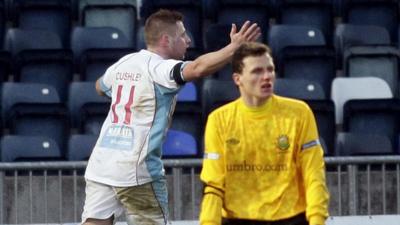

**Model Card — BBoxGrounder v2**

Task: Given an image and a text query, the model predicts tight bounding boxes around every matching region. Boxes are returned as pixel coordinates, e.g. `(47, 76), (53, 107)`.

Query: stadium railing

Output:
(0, 156), (399, 224)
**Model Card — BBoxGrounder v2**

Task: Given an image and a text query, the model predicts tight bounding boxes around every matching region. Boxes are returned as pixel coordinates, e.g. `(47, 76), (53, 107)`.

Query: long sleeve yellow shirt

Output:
(200, 95), (329, 225)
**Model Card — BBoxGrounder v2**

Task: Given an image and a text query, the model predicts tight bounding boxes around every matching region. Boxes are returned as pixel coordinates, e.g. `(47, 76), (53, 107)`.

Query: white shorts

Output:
(82, 179), (169, 225)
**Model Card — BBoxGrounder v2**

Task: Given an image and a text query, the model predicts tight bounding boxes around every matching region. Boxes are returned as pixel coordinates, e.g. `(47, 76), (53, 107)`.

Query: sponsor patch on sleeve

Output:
(204, 152), (220, 160)
(301, 139), (320, 151)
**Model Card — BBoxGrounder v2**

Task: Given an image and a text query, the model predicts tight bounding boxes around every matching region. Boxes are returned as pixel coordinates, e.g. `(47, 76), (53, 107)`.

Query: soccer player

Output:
(199, 42), (329, 225)
(81, 9), (261, 225)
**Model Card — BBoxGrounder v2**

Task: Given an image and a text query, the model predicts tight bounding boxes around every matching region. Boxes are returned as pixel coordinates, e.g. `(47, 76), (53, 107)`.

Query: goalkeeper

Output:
(199, 42), (329, 225)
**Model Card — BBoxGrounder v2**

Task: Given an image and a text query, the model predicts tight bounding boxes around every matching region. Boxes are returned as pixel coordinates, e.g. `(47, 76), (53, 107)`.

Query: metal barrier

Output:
(0, 156), (399, 224)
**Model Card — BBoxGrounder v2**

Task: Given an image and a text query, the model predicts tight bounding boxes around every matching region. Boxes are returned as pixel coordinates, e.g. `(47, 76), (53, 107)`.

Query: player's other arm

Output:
(200, 113), (226, 225)
(182, 21), (261, 82)
(299, 106), (330, 225)
(95, 77), (112, 97)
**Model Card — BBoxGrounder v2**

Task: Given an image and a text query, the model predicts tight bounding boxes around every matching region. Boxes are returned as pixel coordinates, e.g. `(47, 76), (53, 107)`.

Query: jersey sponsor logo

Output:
(277, 135), (290, 151)
(226, 138), (240, 145)
(99, 124), (134, 151)
(226, 160), (287, 172)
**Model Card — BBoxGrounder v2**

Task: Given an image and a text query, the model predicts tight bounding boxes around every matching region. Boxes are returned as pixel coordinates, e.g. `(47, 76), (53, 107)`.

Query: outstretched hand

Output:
(230, 21), (261, 46)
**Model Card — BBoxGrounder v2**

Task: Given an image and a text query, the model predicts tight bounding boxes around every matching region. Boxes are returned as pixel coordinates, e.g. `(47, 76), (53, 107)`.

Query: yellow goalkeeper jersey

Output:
(200, 95), (329, 225)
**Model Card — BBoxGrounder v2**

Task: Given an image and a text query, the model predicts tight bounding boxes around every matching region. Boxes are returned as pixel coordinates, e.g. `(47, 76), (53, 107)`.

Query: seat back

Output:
(276, 0), (335, 44)
(331, 77), (393, 125)
(80, 0), (137, 47)
(343, 46), (400, 97)
(68, 82), (110, 134)
(162, 129), (198, 157)
(274, 78), (326, 100)
(1, 135), (62, 162)
(67, 134), (97, 160)
(342, 0), (399, 43)
(11, 0), (73, 47)
(278, 46), (336, 96)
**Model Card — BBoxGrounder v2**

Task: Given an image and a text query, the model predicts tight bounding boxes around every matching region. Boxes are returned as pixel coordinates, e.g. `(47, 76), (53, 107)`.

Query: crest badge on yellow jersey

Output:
(277, 135), (290, 151)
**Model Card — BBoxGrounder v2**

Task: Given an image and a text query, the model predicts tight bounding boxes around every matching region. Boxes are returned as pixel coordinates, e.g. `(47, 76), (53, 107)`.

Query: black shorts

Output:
(222, 213), (308, 225)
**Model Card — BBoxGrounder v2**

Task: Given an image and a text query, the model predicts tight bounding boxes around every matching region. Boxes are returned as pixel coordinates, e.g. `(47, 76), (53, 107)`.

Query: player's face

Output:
(169, 21), (191, 60)
(234, 53), (275, 104)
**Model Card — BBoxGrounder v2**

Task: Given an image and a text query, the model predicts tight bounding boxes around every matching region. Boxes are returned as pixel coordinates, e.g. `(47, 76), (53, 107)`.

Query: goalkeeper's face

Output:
(233, 53), (275, 103)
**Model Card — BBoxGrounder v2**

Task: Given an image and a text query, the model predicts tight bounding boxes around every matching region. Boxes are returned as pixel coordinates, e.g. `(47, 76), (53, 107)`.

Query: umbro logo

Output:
(226, 138), (240, 145)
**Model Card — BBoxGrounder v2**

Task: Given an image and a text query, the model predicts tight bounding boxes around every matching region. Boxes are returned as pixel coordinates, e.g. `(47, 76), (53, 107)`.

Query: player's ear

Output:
(233, 73), (241, 86)
(159, 33), (171, 47)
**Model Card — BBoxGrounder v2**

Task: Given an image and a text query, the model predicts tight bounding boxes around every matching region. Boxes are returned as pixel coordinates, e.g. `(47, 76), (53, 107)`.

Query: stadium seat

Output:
(4, 28), (74, 101)
(66, 134), (97, 161)
(79, 0), (137, 47)
(334, 24), (391, 67)
(275, 0), (335, 44)
(141, 0), (204, 50)
(336, 132), (395, 156)
(204, 0), (272, 42)
(68, 82), (110, 135)
(308, 100), (336, 156)
(80, 48), (132, 81)
(201, 79), (239, 120)
(70, 26), (133, 74)
(1, 82), (70, 153)
(274, 78), (327, 100)
(0, 135), (63, 162)
(277, 46), (336, 96)
(267, 25), (326, 67)
(341, 0), (399, 44)
(10, 0), (73, 47)
(343, 45), (400, 98)
(162, 129), (198, 158)
(331, 77), (393, 125)
(342, 98), (400, 154)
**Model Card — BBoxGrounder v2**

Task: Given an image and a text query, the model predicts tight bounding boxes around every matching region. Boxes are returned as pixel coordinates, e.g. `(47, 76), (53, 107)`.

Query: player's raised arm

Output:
(182, 21), (261, 81)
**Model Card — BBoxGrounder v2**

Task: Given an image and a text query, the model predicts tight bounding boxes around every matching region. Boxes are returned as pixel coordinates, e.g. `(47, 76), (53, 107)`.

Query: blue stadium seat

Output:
(70, 26), (133, 74)
(277, 46), (336, 96)
(68, 82), (110, 135)
(141, 0), (204, 50)
(275, 0), (335, 44)
(67, 134), (97, 161)
(336, 132), (395, 156)
(342, 99), (400, 154)
(162, 129), (198, 158)
(268, 25), (326, 67)
(343, 46), (400, 98)
(204, 0), (272, 42)
(4, 28), (74, 101)
(274, 78), (327, 100)
(334, 24), (392, 68)
(79, 0), (138, 47)
(10, 0), (73, 47)
(1, 135), (63, 162)
(341, 0), (399, 44)
(1, 82), (70, 153)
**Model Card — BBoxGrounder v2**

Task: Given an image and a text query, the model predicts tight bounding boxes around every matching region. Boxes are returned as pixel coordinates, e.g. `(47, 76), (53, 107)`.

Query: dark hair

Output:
(232, 42), (272, 73)
(144, 9), (184, 47)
